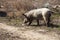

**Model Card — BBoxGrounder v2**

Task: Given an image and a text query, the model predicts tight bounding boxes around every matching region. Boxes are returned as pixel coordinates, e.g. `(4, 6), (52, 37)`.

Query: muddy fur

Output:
(22, 8), (52, 27)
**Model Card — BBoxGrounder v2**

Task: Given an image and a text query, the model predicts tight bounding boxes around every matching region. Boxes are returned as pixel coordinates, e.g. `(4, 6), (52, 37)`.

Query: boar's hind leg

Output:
(47, 13), (51, 27)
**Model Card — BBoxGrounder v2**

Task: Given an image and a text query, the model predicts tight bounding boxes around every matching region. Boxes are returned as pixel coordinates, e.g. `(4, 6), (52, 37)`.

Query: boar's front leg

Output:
(22, 18), (29, 26)
(36, 19), (39, 25)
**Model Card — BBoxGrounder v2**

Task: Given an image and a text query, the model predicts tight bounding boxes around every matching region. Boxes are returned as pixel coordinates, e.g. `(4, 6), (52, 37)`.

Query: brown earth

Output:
(0, 22), (60, 40)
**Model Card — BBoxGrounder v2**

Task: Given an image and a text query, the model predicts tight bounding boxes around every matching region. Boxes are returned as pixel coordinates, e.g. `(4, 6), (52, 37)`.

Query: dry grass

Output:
(0, 0), (60, 18)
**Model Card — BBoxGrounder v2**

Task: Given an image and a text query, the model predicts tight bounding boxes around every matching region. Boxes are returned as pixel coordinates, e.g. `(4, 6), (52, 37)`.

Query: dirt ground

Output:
(0, 17), (59, 40)
(0, 22), (60, 40)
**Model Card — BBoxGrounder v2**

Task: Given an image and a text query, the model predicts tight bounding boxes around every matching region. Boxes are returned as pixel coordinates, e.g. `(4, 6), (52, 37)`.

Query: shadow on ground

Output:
(28, 23), (60, 28)
(49, 24), (60, 28)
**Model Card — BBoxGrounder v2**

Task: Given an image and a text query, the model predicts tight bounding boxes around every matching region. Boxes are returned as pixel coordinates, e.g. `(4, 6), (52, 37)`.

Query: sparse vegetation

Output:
(0, 0), (60, 40)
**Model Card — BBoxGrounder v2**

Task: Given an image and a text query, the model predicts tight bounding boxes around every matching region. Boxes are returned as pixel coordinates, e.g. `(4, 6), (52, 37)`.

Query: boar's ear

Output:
(22, 13), (25, 16)
(22, 13), (28, 19)
(22, 13), (26, 17)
